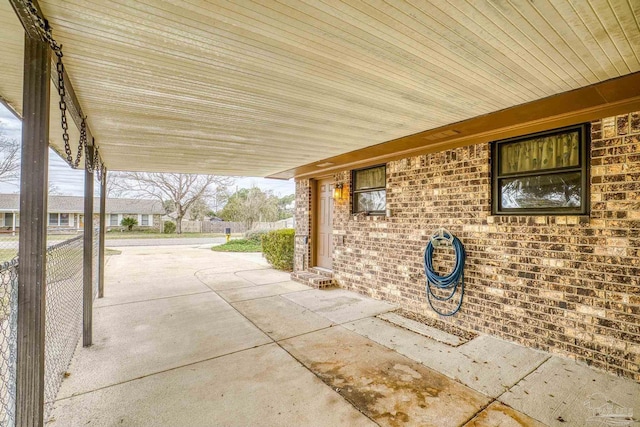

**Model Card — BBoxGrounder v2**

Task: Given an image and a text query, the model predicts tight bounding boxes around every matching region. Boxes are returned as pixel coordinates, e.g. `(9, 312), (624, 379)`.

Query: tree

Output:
(277, 194), (295, 220)
(113, 172), (231, 234)
(106, 172), (126, 198)
(187, 197), (210, 220)
(0, 128), (20, 184)
(211, 187), (230, 213)
(219, 187), (279, 230)
(49, 182), (64, 196)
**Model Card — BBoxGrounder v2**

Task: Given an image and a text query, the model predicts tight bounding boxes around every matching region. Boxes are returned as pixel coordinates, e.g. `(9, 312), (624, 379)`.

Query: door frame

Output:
(311, 175), (334, 269)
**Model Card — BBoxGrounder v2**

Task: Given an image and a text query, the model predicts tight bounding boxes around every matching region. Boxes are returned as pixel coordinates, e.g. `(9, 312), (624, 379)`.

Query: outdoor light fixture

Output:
(333, 183), (344, 200)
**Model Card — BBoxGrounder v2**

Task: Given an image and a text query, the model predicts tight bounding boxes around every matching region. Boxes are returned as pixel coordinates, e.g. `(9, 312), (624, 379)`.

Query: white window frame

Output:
(140, 214), (150, 226)
(49, 213), (72, 226)
(109, 214), (120, 226)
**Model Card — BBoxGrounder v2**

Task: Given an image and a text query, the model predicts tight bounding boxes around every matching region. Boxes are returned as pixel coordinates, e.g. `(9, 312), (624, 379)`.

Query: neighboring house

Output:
(0, 194), (164, 232)
(293, 111), (640, 382)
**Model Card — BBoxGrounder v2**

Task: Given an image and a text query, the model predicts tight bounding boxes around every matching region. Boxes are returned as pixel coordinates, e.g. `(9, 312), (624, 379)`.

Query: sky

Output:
(0, 104), (295, 197)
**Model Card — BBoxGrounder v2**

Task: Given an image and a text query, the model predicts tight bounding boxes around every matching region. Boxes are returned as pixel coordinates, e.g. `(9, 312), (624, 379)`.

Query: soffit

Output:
(0, 0), (24, 117)
(1, 0), (639, 176)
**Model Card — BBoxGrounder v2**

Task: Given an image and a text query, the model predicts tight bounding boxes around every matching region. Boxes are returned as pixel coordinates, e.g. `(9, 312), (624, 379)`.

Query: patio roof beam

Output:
(48, 57), (92, 142)
(0, 94), (21, 120)
(9, 0), (93, 140)
(82, 144), (94, 347)
(16, 31), (50, 427)
(8, 0), (45, 40)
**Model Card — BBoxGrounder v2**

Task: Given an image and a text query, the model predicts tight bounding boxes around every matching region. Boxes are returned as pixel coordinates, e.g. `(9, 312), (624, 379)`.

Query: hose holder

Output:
(423, 227), (466, 316)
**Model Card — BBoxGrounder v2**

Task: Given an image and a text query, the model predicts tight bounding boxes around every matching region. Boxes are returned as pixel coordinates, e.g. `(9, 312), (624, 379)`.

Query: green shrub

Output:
(244, 230), (268, 244)
(261, 228), (295, 271)
(163, 221), (176, 234)
(121, 217), (138, 231)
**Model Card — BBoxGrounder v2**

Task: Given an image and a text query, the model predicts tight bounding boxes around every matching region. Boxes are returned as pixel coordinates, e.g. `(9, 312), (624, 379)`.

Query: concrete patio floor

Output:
(47, 245), (639, 427)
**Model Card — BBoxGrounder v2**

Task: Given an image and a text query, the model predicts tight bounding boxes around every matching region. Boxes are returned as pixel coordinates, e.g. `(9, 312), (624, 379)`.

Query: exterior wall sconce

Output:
(333, 183), (344, 200)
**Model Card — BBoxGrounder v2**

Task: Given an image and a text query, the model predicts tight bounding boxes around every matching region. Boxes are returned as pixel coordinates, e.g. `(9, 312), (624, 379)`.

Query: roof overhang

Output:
(1, 1), (639, 178)
(276, 72), (640, 179)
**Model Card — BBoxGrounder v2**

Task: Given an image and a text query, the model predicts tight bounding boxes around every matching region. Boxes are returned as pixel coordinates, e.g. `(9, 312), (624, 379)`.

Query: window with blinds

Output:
(352, 165), (386, 215)
(492, 124), (589, 215)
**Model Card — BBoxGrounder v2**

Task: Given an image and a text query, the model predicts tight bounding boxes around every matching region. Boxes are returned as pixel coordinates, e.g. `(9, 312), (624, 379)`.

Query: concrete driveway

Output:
(47, 246), (640, 426)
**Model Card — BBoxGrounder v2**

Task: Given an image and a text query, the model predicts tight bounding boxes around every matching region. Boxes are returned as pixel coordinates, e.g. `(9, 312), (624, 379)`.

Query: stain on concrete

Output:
(281, 326), (489, 427)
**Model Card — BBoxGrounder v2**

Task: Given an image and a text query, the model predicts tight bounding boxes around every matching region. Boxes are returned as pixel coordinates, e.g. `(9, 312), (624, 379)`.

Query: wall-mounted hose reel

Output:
(423, 227), (466, 316)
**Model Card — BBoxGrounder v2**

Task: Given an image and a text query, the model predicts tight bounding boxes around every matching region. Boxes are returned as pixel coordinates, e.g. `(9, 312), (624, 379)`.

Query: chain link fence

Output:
(44, 235), (85, 416)
(0, 231), (19, 265)
(0, 231), (87, 265)
(93, 228), (99, 299)
(0, 229), (101, 425)
(0, 259), (18, 426)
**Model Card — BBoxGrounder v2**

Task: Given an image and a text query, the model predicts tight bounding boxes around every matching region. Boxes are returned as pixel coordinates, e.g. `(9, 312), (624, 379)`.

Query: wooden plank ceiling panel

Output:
(0, 0), (637, 176)
(0, 0), (83, 167)
(0, 0), (24, 116)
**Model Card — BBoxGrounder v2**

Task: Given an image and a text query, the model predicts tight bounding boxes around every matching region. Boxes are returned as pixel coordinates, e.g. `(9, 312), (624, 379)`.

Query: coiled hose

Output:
(423, 232), (466, 316)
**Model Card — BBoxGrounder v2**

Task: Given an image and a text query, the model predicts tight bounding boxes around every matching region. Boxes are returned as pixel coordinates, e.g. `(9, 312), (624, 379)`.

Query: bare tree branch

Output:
(0, 128), (20, 184)
(113, 172), (232, 233)
(48, 182), (64, 196)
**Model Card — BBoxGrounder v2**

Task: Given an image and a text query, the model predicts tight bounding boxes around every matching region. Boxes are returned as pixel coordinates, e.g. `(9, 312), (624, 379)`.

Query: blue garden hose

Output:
(423, 232), (466, 316)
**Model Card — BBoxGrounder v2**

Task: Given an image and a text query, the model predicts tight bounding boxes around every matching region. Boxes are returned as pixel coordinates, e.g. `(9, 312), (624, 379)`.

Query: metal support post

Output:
(82, 145), (94, 347)
(98, 169), (107, 298)
(16, 33), (50, 427)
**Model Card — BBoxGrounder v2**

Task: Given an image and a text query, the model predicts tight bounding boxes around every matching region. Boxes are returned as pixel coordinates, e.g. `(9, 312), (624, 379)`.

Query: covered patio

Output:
(1, 1), (640, 426)
(47, 245), (639, 426)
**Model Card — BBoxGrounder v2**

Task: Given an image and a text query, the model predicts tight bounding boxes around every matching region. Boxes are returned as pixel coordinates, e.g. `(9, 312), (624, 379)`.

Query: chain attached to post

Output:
(21, 0), (106, 175)
(85, 144), (105, 181)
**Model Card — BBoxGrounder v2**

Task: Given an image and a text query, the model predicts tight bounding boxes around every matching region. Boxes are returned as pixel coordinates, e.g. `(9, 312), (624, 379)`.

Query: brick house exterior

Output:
(294, 111), (640, 381)
(0, 195), (164, 233)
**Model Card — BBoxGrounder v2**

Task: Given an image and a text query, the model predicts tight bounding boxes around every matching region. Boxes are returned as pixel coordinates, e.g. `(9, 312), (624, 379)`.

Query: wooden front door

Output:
(315, 178), (334, 269)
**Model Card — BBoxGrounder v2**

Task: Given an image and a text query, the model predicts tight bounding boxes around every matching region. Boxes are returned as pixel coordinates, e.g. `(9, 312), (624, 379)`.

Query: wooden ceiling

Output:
(1, 0), (639, 178)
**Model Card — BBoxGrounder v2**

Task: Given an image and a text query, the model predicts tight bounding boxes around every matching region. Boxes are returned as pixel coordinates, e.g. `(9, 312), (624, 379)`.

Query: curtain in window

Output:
(501, 131), (579, 174)
(355, 166), (385, 190)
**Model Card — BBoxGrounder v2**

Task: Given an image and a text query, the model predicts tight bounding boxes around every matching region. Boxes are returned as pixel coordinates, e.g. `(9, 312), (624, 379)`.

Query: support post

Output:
(16, 34), (50, 427)
(83, 145), (94, 347)
(98, 169), (107, 298)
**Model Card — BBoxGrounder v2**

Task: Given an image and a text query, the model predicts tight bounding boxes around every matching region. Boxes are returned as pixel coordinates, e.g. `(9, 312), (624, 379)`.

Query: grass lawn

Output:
(0, 249), (17, 263)
(211, 239), (262, 252)
(0, 234), (78, 243)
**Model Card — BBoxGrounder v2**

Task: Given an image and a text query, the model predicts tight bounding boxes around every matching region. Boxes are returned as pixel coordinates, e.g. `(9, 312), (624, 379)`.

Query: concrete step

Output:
(291, 270), (335, 289)
(309, 267), (334, 278)
(377, 312), (463, 346)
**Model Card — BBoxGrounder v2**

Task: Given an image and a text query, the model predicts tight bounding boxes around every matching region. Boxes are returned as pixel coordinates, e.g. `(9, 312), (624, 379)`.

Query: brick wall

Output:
(294, 111), (640, 380)
(294, 179), (312, 271)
